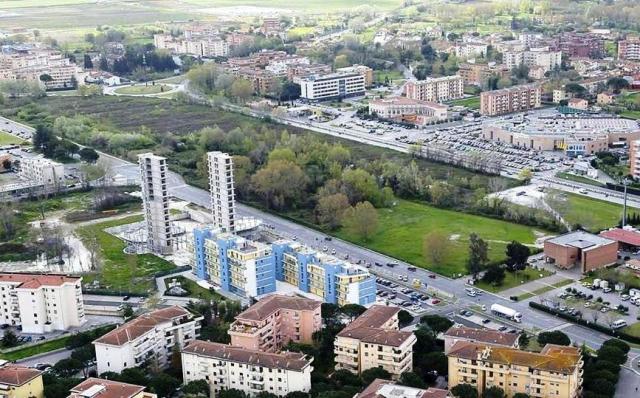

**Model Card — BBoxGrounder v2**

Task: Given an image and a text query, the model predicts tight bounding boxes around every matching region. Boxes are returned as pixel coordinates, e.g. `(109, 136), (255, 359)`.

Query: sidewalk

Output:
(499, 273), (572, 299)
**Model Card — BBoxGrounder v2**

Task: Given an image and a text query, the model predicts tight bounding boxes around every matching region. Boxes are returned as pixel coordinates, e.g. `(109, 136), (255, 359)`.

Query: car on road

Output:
(432, 299), (441, 304)
(375, 262), (383, 267)
(498, 326), (508, 331)
(407, 266), (416, 271)
(387, 262), (398, 267)
(482, 318), (491, 324)
(324, 236), (332, 241)
(122, 296), (130, 301)
(34, 363), (52, 371)
(428, 274), (436, 279)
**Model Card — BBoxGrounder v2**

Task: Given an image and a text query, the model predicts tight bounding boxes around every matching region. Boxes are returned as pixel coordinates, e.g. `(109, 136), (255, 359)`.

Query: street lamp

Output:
(622, 177), (630, 227)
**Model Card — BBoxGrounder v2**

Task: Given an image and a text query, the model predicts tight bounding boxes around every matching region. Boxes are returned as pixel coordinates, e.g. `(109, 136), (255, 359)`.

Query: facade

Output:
(18, 156), (64, 188)
(286, 63), (332, 81)
(443, 326), (519, 354)
(0, 273), (84, 334)
(618, 37), (640, 61)
(404, 76), (464, 103)
(597, 92), (618, 105)
(368, 97), (448, 123)
(479, 84), (542, 116)
(207, 151), (236, 232)
(182, 340), (313, 397)
(336, 64), (374, 87)
(153, 34), (229, 57)
(138, 153), (172, 254)
(454, 42), (488, 59)
(298, 72), (366, 102)
(543, 231), (618, 273)
(68, 378), (156, 398)
(334, 305), (416, 379)
(93, 306), (202, 375)
(630, 140), (640, 179)
(356, 379), (450, 398)
(0, 364), (43, 398)
(265, 55), (310, 77)
(457, 63), (510, 86)
(567, 98), (589, 111)
(503, 49), (562, 73)
(229, 295), (321, 352)
(261, 17), (282, 37)
(448, 342), (583, 398)
(555, 33), (604, 58)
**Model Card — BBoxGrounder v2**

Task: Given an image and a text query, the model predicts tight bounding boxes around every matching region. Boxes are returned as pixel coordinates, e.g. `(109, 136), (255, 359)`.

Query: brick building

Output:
(543, 231), (618, 273)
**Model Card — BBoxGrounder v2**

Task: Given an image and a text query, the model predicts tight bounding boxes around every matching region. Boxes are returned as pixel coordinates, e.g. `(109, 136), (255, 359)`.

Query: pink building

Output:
(229, 294), (322, 352)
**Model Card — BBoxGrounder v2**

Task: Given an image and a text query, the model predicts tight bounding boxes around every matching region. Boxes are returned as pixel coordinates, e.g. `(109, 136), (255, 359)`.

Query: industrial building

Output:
(543, 231), (618, 273)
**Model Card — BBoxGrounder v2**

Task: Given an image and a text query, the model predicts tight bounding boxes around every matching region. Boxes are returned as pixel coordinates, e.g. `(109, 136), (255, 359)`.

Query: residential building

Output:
(356, 379), (450, 398)
(229, 294), (321, 352)
(553, 89), (568, 104)
(368, 97), (448, 124)
(618, 37), (640, 61)
(448, 342), (583, 398)
(138, 153), (172, 254)
(261, 17), (282, 37)
(286, 63), (332, 81)
(404, 75), (464, 103)
(479, 84), (542, 116)
(597, 92), (618, 105)
(454, 42), (488, 59)
(226, 67), (277, 95)
(567, 98), (589, 111)
(555, 32), (604, 58)
(336, 64), (374, 87)
(18, 156), (64, 188)
(182, 340), (313, 397)
(543, 231), (618, 273)
(153, 34), (229, 57)
(457, 63), (509, 86)
(630, 140), (640, 179)
(68, 378), (156, 398)
(298, 72), (366, 102)
(0, 364), (43, 398)
(0, 273), (84, 334)
(443, 326), (519, 354)
(334, 305), (416, 379)
(503, 48), (562, 73)
(265, 55), (310, 77)
(207, 151), (236, 232)
(93, 306), (202, 374)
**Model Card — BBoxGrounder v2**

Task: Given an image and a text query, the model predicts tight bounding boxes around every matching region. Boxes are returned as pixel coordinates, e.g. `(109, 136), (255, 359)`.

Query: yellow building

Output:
(0, 364), (44, 398)
(447, 342), (583, 398)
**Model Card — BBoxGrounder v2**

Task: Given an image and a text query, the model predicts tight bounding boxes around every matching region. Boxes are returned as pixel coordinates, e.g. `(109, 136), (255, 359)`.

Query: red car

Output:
(431, 299), (441, 304)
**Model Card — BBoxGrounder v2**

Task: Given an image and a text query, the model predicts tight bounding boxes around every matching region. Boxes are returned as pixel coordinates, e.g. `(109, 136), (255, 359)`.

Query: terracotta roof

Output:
(337, 305), (414, 347)
(448, 342), (581, 374)
(345, 305), (400, 330)
(93, 306), (193, 346)
(369, 96), (448, 109)
(235, 294), (321, 322)
(183, 340), (312, 371)
(443, 326), (519, 347)
(68, 378), (146, 398)
(0, 273), (80, 289)
(0, 365), (41, 387)
(600, 228), (640, 247)
(357, 379), (450, 398)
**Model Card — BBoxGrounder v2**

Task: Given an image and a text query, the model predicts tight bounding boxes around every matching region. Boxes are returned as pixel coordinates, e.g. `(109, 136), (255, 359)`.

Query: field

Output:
(621, 110), (640, 120)
(76, 215), (175, 294)
(335, 199), (543, 277)
(449, 96), (481, 110)
(552, 192), (637, 232)
(0, 335), (71, 361)
(555, 172), (604, 187)
(182, 0), (401, 11)
(374, 70), (404, 83)
(114, 84), (170, 95)
(475, 267), (553, 293)
(622, 322), (640, 338)
(167, 276), (226, 301)
(0, 131), (26, 145)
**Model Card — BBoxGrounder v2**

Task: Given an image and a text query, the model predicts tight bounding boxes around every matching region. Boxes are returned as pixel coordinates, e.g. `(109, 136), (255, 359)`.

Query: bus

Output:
(490, 303), (522, 323)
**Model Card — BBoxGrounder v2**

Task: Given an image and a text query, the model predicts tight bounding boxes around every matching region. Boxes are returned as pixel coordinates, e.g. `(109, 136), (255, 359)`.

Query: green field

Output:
(0, 131), (26, 145)
(335, 199), (542, 277)
(621, 110), (640, 120)
(622, 322), (640, 338)
(76, 215), (175, 293)
(167, 276), (226, 301)
(114, 84), (170, 95)
(182, 0), (401, 11)
(475, 267), (553, 293)
(552, 192), (637, 232)
(556, 172), (604, 187)
(374, 70), (404, 83)
(450, 96), (481, 110)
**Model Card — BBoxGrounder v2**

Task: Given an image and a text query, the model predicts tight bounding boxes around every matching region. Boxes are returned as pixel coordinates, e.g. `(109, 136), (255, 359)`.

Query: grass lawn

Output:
(620, 110), (640, 120)
(552, 192), (637, 232)
(475, 267), (553, 293)
(0, 131), (27, 145)
(167, 276), (226, 302)
(374, 70), (404, 83)
(0, 335), (70, 361)
(449, 96), (481, 110)
(556, 172), (604, 187)
(622, 322), (640, 338)
(76, 215), (175, 294)
(114, 84), (170, 95)
(516, 278), (574, 300)
(335, 199), (542, 277)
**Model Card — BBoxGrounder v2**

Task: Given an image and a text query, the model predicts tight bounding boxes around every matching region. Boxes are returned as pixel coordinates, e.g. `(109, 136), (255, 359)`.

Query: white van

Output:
(612, 319), (628, 329)
(465, 287), (477, 297)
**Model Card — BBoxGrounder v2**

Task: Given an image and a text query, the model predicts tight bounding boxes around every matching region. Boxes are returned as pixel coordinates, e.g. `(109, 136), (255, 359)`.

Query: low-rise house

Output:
(68, 378), (156, 398)
(0, 364), (43, 398)
(368, 97), (448, 124)
(567, 98), (589, 111)
(443, 326), (519, 354)
(597, 92), (618, 105)
(93, 306), (202, 374)
(356, 379), (450, 398)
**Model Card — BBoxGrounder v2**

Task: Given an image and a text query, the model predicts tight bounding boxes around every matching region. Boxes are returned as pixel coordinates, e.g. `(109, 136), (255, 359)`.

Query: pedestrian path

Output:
(499, 273), (574, 299)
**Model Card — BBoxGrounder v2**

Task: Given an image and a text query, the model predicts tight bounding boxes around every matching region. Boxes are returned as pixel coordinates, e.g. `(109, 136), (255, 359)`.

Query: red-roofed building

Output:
(356, 379), (450, 398)
(0, 364), (43, 398)
(0, 273), (84, 334)
(68, 378), (156, 398)
(600, 228), (640, 249)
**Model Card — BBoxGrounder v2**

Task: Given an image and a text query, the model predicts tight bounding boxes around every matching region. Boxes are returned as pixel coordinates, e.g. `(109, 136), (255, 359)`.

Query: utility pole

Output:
(623, 178), (629, 227)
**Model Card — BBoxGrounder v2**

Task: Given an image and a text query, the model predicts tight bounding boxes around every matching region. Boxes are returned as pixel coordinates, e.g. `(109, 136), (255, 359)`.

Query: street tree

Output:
(505, 241), (530, 270)
(451, 384), (478, 398)
(1, 330), (18, 348)
(341, 201), (379, 242)
(316, 192), (350, 230)
(482, 264), (506, 286)
(398, 371), (427, 388)
(230, 78), (253, 103)
(420, 315), (453, 333)
(53, 358), (83, 378)
(537, 331), (570, 346)
(183, 380), (209, 396)
(482, 386), (506, 398)
(467, 233), (488, 278)
(423, 230), (451, 266)
(361, 367), (392, 385)
(397, 310), (414, 327)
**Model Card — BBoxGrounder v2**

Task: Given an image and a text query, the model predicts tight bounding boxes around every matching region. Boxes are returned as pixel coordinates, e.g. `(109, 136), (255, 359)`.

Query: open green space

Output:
(551, 191), (637, 232)
(0, 335), (70, 361)
(114, 84), (171, 95)
(76, 215), (175, 294)
(621, 110), (640, 120)
(166, 275), (226, 302)
(475, 267), (553, 293)
(622, 322), (640, 338)
(374, 70), (404, 83)
(449, 96), (481, 110)
(516, 278), (574, 300)
(0, 131), (27, 146)
(335, 199), (543, 277)
(556, 172), (604, 187)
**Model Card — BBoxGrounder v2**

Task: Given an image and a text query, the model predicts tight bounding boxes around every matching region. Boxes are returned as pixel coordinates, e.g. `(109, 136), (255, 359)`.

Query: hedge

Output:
(529, 301), (640, 344)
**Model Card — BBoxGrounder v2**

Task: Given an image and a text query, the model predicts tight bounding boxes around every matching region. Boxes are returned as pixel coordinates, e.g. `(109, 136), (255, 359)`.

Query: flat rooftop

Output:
(546, 230), (615, 248)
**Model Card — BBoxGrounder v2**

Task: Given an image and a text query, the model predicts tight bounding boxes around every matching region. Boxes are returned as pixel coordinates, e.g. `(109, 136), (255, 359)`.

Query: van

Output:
(612, 319), (628, 329)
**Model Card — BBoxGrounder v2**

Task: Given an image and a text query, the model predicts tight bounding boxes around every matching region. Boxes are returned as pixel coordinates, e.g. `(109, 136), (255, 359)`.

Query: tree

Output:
(183, 380), (209, 396)
(79, 147), (99, 163)
(251, 160), (308, 210)
(512, 394), (530, 398)
(361, 367), (392, 384)
(1, 329), (18, 348)
(597, 345), (627, 365)
(1, 158), (11, 171)
(482, 386), (506, 398)
(148, 373), (180, 398)
(255, 393), (279, 398)
(341, 303), (366, 321)
(518, 168), (533, 183)
(83, 54), (93, 69)
(518, 333), (530, 348)
(316, 192), (350, 229)
(121, 303), (134, 319)
(420, 315), (453, 333)
(53, 358), (83, 378)
(230, 78), (253, 103)
(39, 73), (53, 83)
(537, 331), (570, 346)
(607, 77), (629, 93)
(399, 371), (427, 388)
(481, 264), (506, 286)
(423, 230), (451, 266)
(341, 200), (379, 241)
(397, 310), (414, 327)
(467, 233), (488, 278)
(70, 345), (95, 377)
(451, 384), (478, 398)
(505, 241), (530, 270)
(601, 338), (630, 354)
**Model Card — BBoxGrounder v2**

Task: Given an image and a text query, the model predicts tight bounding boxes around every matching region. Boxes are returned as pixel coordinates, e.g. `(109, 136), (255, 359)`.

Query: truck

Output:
(490, 304), (522, 323)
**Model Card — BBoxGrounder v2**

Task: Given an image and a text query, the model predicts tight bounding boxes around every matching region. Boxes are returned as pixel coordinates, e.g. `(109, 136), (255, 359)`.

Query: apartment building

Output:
(503, 48), (562, 73)
(228, 67), (277, 95)
(0, 364), (43, 398)
(286, 63), (332, 81)
(404, 75), (464, 103)
(262, 17), (282, 37)
(68, 378), (156, 398)
(480, 84), (542, 116)
(153, 34), (229, 58)
(448, 342), (583, 398)
(630, 140), (640, 179)
(207, 151), (236, 232)
(182, 340), (313, 397)
(334, 305), (416, 379)
(0, 273), (85, 334)
(298, 72), (366, 102)
(18, 156), (64, 188)
(618, 37), (640, 61)
(555, 33), (604, 59)
(93, 306), (202, 374)
(454, 42), (488, 59)
(368, 97), (448, 123)
(356, 379), (450, 398)
(457, 63), (510, 86)
(336, 64), (374, 87)
(138, 153), (172, 254)
(229, 294), (322, 352)
(265, 55), (310, 77)
(443, 326), (519, 354)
